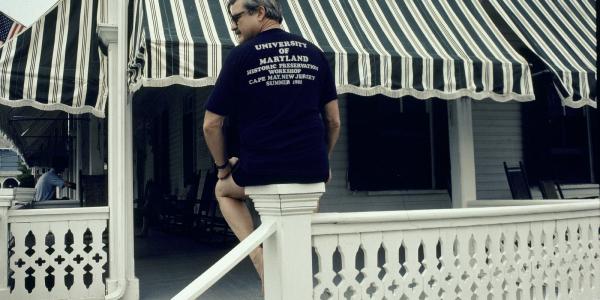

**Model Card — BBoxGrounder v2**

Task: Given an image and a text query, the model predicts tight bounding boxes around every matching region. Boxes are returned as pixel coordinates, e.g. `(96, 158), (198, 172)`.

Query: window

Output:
(522, 75), (597, 184)
(347, 95), (450, 191)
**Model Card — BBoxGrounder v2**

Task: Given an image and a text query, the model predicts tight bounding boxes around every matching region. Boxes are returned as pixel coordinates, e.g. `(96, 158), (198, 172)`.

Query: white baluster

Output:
(455, 229), (474, 299)
(381, 231), (403, 299)
(401, 230), (423, 299)
(529, 222), (545, 299)
(337, 233), (361, 300)
(87, 220), (107, 296)
(470, 226), (489, 299)
(10, 223), (30, 297)
(500, 223), (518, 298)
(438, 228), (458, 300)
(555, 220), (570, 298)
(589, 217), (600, 297)
(29, 222), (51, 299)
(570, 220), (584, 298)
(515, 222), (532, 299)
(541, 220), (558, 300)
(359, 232), (383, 299)
(313, 235), (339, 300)
(68, 223), (83, 298)
(486, 225), (504, 298)
(50, 221), (70, 298)
(419, 229), (440, 299)
(577, 219), (591, 299)
(0, 196), (10, 298)
(584, 217), (600, 298)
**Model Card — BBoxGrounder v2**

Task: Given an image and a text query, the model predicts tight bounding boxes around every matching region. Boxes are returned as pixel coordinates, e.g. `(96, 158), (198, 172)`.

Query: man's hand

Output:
(218, 157), (239, 180)
(65, 181), (76, 189)
(218, 164), (232, 180)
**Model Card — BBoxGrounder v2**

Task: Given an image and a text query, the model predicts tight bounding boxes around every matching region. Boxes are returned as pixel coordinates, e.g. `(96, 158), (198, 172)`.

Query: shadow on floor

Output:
(135, 230), (262, 300)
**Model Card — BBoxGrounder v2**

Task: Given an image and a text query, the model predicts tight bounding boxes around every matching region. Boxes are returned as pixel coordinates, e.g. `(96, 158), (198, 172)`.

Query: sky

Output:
(0, 0), (57, 27)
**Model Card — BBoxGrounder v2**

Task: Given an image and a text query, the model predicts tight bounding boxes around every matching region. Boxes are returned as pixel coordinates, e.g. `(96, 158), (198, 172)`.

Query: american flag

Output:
(0, 12), (25, 47)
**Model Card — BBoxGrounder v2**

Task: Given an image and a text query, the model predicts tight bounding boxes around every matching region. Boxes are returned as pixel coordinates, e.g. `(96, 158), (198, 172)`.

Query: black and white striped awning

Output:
(129, 0), (535, 102)
(488, 0), (596, 108)
(0, 0), (108, 118)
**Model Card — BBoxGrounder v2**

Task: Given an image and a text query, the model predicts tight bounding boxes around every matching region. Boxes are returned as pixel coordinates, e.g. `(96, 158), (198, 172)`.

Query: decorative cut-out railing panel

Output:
(311, 201), (600, 300)
(7, 207), (109, 300)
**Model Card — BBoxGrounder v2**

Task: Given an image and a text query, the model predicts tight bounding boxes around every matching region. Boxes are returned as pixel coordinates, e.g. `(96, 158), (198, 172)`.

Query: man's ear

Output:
(257, 6), (266, 21)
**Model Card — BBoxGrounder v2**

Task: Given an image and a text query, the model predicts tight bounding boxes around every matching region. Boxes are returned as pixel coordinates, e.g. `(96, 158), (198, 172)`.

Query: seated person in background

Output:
(34, 163), (76, 201)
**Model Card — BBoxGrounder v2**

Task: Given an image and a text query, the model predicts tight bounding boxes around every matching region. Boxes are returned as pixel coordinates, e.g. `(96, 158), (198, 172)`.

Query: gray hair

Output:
(227, 0), (283, 24)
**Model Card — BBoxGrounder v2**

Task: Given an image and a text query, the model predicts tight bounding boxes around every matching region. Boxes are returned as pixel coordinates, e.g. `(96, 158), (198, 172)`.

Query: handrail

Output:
(8, 206), (109, 223)
(467, 199), (598, 207)
(312, 201), (599, 224)
(172, 220), (277, 300)
(29, 199), (81, 209)
(311, 201), (599, 235)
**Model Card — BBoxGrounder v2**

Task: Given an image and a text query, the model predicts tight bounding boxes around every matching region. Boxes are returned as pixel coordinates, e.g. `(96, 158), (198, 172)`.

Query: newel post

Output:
(0, 190), (13, 298)
(246, 183), (325, 300)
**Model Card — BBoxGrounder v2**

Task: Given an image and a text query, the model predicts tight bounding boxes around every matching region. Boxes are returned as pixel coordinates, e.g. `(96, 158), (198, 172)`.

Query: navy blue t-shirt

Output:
(206, 29), (337, 186)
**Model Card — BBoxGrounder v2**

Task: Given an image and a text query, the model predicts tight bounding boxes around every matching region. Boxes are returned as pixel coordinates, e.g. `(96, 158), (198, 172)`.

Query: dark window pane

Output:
(347, 95), (449, 191)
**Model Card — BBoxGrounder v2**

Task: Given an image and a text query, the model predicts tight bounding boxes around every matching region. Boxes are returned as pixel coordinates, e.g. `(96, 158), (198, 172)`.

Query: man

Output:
(34, 163), (76, 202)
(203, 0), (341, 286)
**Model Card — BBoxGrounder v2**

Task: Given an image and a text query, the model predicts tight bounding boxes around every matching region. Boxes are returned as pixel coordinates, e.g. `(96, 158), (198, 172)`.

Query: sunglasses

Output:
(231, 10), (248, 25)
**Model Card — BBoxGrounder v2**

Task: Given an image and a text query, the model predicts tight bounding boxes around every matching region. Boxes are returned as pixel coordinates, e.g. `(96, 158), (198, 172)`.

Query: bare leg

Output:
(215, 159), (263, 282)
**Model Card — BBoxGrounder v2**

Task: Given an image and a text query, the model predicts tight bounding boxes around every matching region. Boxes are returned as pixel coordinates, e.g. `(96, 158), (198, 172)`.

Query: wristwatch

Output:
(215, 161), (230, 169)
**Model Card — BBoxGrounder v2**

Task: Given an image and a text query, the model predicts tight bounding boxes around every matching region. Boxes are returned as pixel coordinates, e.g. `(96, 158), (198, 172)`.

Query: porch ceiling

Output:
(0, 105), (71, 166)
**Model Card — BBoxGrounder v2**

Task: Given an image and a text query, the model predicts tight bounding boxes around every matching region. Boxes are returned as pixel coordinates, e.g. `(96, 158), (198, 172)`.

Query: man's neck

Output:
(260, 20), (281, 33)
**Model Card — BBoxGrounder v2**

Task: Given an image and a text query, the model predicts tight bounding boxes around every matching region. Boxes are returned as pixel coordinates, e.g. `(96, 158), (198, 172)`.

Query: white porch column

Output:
(99, 0), (138, 298)
(0, 192), (11, 298)
(448, 97), (477, 208)
(246, 183), (325, 300)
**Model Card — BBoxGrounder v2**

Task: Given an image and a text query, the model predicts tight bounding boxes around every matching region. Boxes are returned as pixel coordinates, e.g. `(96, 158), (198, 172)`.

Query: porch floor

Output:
(135, 229), (262, 300)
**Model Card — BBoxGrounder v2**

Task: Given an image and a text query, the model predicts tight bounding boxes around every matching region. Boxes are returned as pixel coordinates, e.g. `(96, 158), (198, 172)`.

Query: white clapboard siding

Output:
(473, 100), (523, 200)
(319, 97), (451, 212)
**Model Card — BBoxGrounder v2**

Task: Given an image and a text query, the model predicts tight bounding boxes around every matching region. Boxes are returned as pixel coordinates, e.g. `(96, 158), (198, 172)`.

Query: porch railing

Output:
(0, 188), (109, 300)
(174, 184), (598, 300)
(312, 200), (599, 299)
(0, 187), (35, 208)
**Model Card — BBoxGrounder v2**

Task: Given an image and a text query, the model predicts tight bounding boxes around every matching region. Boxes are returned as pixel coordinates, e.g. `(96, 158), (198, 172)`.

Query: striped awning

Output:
(129, 0), (535, 102)
(488, 0), (596, 108)
(0, 0), (108, 118)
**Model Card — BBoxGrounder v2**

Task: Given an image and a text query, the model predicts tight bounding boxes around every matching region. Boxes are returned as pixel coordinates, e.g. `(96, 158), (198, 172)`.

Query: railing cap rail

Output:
(312, 201), (599, 224)
(467, 199), (597, 207)
(8, 206), (110, 223)
(245, 183), (325, 195)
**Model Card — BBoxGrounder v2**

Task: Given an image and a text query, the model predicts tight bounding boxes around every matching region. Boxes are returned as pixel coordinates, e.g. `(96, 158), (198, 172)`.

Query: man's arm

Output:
(323, 100), (341, 158)
(203, 110), (231, 179)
